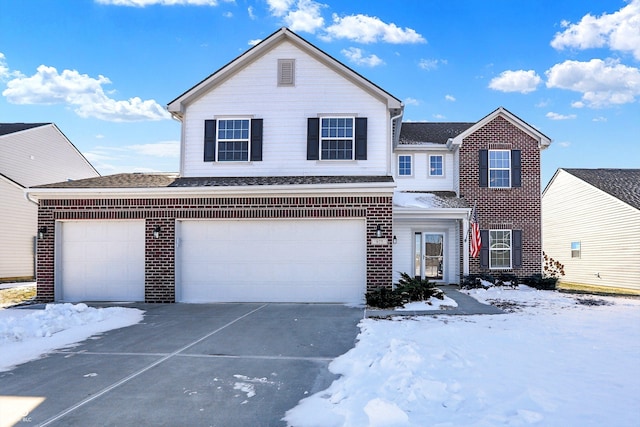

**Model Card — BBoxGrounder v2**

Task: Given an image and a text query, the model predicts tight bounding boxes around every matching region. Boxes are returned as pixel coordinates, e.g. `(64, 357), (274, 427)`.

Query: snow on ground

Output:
(0, 303), (144, 372)
(396, 295), (458, 311)
(285, 286), (640, 427)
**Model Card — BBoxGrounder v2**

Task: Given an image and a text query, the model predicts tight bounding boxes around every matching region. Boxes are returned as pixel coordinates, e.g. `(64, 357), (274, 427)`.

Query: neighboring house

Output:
(542, 168), (640, 293)
(0, 123), (99, 281)
(26, 28), (550, 304)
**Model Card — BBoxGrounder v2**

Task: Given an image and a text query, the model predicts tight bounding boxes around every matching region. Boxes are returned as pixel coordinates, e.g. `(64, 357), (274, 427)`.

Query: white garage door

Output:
(177, 219), (366, 303)
(60, 220), (145, 302)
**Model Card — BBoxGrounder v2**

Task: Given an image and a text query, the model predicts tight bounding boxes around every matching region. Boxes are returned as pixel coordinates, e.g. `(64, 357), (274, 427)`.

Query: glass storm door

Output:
(414, 233), (444, 280)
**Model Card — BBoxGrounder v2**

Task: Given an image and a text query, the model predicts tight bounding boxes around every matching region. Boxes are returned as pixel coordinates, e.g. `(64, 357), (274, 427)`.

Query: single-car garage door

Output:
(59, 220), (145, 302)
(176, 219), (366, 303)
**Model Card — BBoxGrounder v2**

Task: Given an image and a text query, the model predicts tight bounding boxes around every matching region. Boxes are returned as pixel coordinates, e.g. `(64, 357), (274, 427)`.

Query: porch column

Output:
(462, 217), (470, 276)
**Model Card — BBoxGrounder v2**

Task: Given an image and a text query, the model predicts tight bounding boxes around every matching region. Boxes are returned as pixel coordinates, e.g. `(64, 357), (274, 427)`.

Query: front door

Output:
(414, 232), (444, 281)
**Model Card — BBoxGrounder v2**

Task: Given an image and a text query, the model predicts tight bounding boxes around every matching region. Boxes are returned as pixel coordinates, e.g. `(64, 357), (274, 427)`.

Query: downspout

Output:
(24, 189), (39, 206)
(388, 109), (404, 176)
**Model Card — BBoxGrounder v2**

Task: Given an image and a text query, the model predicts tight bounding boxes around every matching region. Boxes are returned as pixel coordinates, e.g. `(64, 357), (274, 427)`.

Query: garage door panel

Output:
(178, 219), (366, 303)
(60, 221), (145, 302)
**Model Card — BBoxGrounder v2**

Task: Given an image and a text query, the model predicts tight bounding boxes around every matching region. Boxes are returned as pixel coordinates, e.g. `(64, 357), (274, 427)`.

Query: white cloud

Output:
(545, 58), (640, 108)
(551, 0), (640, 60)
(488, 69), (542, 94)
(341, 47), (384, 67)
(223, 11), (232, 18)
(546, 112), (577, 120)
(248, 39), (262, 46)
(433, 113), (446, 119)
(2, 64), (170, 122)
(95, 0), (226, 6)
(593, 116), (608, 122)
(283, 0), (325, 33)
(247, 6), (256, 19)
(418, 58), (447, 71)
(125, 141), (180, 157)
(445, 94), (456, 102)
(83, 141), (179, 174)
(266, 0), (295, 17)
(324, 14), (426, 44)
(404, 97), (420, 106)
(0, 52), (22, 81)
(558, 141), (572, 148)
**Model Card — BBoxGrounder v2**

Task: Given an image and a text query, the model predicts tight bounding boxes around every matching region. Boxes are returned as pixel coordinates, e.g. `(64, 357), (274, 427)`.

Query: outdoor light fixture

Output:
(393, 235), (397, 244)
(376, 224), (382, 238)
(153, 225), (161, 239)
(38, 226), (47, 239)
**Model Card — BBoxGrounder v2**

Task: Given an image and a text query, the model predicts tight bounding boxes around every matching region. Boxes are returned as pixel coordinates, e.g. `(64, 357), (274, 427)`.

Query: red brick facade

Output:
(36, 194), (393, 302)
(459, 116), (543, 278)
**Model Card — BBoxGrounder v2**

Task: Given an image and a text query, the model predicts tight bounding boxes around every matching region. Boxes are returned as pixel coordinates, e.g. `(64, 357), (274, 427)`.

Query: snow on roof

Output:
(393, 191), (469, 209)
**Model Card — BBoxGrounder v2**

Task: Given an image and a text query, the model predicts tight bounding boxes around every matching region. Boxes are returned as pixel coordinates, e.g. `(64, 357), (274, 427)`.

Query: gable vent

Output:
(278, 59), (295, 86)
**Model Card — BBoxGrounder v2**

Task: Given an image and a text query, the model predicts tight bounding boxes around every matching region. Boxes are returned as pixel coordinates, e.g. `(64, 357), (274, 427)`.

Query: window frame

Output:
(428, 154), (444, 177)
(216, 118), (251, 162)
(488, 149), (511, 188)
(319, 116), (355, 161)
(489, 229), (512, 269)
(571, 241), (581, 258)
(398, 154), (413, 177)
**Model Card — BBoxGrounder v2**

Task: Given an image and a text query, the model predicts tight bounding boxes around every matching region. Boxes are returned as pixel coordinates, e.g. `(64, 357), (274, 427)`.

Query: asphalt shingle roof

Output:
(564, 168), (640, 210)
(398, 122), (475, 145)
(0, 123), (49, 136)
(31, 173), (394, 189)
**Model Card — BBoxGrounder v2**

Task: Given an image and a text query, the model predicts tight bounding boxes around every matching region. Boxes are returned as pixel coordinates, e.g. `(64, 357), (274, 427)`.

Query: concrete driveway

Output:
(0, 303), (363, 427)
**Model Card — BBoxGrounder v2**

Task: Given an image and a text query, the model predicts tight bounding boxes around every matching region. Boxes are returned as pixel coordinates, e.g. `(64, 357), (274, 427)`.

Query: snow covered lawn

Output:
(0, 303), (144, 372)
(285, 286), (640, 427)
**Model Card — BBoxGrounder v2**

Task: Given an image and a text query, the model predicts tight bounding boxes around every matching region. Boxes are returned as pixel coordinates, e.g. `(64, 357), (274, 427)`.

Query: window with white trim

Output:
(489, 150), (511, 188)
(571, 241), (581, 258)
(489, 229), (512, 269)
(398, 155), (412, 176)
(218, 119), (250, 161)
(321, 117), (354, 160)
(429, 155), (444, 176)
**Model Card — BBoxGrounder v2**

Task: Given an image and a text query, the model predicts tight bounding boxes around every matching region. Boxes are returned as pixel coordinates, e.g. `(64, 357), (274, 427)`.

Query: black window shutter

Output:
(355, 117), (367, 160)
(204, 120), (216, 162)
(307, 118), (319, 160)
(511, 150), (522, 187)
(512, 229), (523, 267)
(250, 119), (263, 161)
(479, 149), (488, 187)
(479, 230), (489, 268)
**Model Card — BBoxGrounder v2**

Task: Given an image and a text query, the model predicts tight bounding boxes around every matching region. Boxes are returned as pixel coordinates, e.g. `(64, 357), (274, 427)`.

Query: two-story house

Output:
(26, 28), (550, 304)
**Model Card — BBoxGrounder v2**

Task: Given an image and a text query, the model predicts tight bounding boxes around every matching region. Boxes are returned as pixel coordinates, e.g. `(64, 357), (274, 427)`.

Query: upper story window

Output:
(479, 149), (521, 188)
(307, 117), (367, 161)
(429, 155), (444, 176)
(320, 117), (354, 160)
(217, 119), (250, 161)
(398, 155), (412, 176)
(203, 118), (263, 163)
(489, 150), (511, 187)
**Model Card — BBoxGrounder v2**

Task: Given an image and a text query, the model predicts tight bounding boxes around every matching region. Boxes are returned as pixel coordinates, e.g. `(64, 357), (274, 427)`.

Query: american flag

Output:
(470, 204), (481, 258)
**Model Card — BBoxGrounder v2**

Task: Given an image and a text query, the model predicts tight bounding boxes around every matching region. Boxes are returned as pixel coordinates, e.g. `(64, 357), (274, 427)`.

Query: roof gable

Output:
(167, 27), (403, 119)
(448, 107), (551, 150)
(562, 168), (640, 210)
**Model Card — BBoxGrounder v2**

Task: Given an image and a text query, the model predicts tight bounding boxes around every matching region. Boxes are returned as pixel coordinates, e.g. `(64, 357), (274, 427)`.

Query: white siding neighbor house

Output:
(0, 123), (99, 281)
(542, 168), (640, 293)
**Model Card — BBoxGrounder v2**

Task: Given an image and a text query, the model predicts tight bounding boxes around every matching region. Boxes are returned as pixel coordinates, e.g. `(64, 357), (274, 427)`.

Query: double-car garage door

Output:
(58, 219), (366, 303)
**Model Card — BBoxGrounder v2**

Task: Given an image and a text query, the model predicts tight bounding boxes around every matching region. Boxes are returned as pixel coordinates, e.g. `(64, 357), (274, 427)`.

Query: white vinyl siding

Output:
(182, 41), (389, 177)
(391, 219), (460, 284)
(0, 178), (36, 279)
(542, 170), (640, 291)
(0, 124), (98, 187)
(393, 150), (456, 192)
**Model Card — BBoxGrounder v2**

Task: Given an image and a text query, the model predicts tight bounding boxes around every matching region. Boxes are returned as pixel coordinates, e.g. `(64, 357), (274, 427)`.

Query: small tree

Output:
(543, 252), (565, 279)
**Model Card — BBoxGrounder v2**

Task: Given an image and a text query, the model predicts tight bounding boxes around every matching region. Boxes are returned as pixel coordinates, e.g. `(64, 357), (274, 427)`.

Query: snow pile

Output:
(395, 295), (457, 311)
(0, 303), (144, 372)
(285, 287), (640, 427)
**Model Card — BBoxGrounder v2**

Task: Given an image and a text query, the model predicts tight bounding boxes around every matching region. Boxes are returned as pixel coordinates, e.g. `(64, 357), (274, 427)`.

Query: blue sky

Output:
(1, 0), (638, 186)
